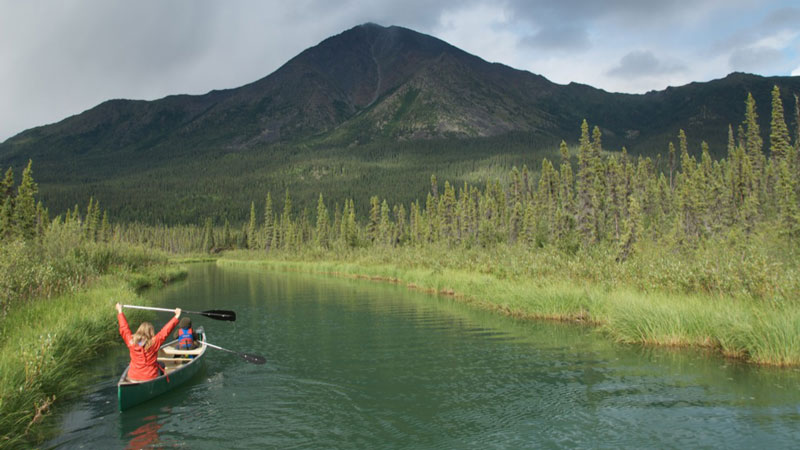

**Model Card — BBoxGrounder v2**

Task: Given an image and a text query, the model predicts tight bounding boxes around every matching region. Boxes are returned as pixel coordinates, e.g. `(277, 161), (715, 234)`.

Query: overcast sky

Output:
(1, 0), (799, 141)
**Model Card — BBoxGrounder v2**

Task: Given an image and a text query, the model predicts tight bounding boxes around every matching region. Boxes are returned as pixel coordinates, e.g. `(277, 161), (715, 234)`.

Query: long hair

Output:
(131, 322), (155, 350)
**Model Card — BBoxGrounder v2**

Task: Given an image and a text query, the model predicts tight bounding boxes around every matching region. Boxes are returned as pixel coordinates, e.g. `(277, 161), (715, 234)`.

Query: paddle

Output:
(122, 304), (236, 321)
(200, 341), (266, 365)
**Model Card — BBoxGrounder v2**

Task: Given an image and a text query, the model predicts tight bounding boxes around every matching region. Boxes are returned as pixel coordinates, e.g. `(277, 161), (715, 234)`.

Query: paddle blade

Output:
(200, 310), (236, 321)
(239, 352), (266, 365)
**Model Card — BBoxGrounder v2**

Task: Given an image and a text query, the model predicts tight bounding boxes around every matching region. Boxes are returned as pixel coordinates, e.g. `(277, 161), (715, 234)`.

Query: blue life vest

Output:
(177, 327), (194, 349)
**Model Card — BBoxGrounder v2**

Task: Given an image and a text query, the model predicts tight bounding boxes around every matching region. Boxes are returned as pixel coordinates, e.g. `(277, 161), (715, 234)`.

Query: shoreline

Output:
(0, 265), (187, 448)
(217, 255), (800, 368)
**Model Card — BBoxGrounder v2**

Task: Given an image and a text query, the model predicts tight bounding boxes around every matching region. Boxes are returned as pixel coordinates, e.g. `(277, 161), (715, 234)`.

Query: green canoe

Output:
(117, 327), (207, 411)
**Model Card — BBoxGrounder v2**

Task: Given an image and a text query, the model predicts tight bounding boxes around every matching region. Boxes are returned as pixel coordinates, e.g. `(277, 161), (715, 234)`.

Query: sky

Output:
(1, 0), (799, 142)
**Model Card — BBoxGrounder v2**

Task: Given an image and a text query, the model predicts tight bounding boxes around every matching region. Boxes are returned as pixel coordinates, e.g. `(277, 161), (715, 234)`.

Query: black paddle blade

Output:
(239, 352), (266, 364)
(200, 310), (236, 321)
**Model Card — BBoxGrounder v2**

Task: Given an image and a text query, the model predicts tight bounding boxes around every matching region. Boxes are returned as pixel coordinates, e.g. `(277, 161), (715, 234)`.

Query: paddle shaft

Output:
(200, 341), (266, 364)
(122, 304), (235, 321)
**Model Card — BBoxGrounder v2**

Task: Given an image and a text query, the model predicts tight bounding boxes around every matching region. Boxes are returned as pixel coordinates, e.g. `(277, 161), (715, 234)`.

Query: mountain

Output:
(1, 23), (799, 223)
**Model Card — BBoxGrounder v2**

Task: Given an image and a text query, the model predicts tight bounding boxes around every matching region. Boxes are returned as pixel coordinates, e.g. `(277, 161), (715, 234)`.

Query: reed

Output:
(218, 243), (800, 367)
(0, 266), (186, 447)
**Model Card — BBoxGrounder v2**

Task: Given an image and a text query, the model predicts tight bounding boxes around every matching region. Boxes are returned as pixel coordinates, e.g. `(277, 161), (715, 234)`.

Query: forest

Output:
(1, 86), (799, 446)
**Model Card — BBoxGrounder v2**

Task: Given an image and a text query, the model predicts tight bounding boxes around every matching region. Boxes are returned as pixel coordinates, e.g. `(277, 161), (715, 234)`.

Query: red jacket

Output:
(118, 313), (179, 381)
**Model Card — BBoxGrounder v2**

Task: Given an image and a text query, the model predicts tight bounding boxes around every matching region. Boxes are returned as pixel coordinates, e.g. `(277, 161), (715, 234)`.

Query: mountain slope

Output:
(1, 23), (799, 223)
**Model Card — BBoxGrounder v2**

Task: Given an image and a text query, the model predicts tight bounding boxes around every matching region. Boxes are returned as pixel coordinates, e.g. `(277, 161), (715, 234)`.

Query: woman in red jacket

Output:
(116, 303), (181, 382)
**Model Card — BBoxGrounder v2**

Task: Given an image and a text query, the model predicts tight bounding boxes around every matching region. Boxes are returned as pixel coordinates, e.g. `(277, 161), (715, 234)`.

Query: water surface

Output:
(45, 263), (800, 448)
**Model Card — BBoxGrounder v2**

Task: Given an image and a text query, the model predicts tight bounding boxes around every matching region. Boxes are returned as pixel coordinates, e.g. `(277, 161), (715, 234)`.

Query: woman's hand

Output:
(175, 308), (182, 318)
(116, 303), (123, 314)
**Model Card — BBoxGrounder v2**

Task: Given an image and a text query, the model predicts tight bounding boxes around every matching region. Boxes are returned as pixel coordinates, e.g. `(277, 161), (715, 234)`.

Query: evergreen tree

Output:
(575, 120), (597, 244)
(668, 141), (676, 190)
(222, 219), (231, 248)
(202, 218), (215, 252)
(618, 195), (642, 262)
(263, 193), (274, 250)
(281, 189), (292, 246)
(346, 199), (358, 247)
(1, 167), (13, 203)
(557, 140), (574, 240)
(315, 193), (330, 248)
(100, 210), (110, 242)
(379, 199), (392, 246)
(89, 198), (101, 242)
(340, 200), (350, 246)
(14, 160), (37, 240)
(394, 203), (408, 245)
(770, 85), (792, 162)
(0, 196), (12, 240)
(367, 195), (380, 242)
(439, 181), (457, 243)
(744, 92), (765, 196)
(776, 157), (800, 237)
(247, 201), (257, 249)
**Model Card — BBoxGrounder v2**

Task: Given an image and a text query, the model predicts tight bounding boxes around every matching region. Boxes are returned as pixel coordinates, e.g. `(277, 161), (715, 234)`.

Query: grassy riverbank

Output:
(218, 238), (800, 368)
(0, 264), (186, 448)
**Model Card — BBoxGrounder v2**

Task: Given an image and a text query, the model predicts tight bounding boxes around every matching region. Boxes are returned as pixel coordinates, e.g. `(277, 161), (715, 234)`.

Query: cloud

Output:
(520, 26), (591, 52)
(729, 46), (785, 72)
(606, 50), (686, 78)
(793, 65), (800, 76)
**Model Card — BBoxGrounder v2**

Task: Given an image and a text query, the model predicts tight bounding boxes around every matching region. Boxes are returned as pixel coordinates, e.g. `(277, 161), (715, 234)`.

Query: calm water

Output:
(45, 263), (800, 449)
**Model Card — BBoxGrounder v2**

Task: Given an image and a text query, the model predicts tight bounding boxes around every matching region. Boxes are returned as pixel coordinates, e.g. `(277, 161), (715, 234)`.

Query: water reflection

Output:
(123, 414), (162, 450)
(43, 263), (800, 449)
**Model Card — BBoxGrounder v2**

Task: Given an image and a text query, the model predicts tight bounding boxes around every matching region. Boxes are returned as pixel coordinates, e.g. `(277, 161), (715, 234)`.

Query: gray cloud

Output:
(0, 0), (796, 141)
(712, 6), (800, 54)
(521, 26), (590, 52)
(729, 47), (785, 72)
(607, 50), (686, 78)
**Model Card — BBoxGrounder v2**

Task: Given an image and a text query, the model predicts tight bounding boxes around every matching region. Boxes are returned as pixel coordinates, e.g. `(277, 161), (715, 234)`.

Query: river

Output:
(44, 263), (800, 448)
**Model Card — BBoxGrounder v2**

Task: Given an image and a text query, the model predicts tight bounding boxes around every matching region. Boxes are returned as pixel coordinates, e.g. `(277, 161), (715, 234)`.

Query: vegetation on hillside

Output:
(0, 163), (184, 447)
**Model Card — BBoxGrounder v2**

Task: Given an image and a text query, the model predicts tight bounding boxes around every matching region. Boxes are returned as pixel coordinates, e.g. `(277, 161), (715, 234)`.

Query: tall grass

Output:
(0, 263), (186, 448)
(217, 234), (800, 367)
(0, 218), (186, 447)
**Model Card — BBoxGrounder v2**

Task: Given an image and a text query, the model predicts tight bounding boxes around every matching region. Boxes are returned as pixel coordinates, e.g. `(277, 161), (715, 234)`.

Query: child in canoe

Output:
(116, 303), (181, 382)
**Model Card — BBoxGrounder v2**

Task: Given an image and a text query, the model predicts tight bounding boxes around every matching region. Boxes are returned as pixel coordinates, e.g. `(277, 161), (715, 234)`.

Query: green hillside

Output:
(1, 24), (799, 224)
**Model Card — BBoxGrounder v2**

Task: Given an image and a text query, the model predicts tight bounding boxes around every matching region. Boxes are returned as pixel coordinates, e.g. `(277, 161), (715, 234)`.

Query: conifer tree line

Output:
(210, 87), (800, 258)
(0, 159), (112, 244)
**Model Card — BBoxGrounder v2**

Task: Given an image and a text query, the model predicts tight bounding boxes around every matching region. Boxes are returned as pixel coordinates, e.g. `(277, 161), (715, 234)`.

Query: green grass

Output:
(0, 266), (187, 448)
(217, 242), (800, 368)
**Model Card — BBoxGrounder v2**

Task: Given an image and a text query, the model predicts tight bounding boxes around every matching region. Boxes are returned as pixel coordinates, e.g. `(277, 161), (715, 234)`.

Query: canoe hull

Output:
(117, 328), (206, 411)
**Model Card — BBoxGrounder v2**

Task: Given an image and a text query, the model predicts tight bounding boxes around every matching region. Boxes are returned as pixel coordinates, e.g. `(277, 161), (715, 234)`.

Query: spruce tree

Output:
(202, 218), (215, 253)
(247, 201), (257, 249)
(315, 193), (330, 248)
(576, 119), (597, 244)
(0, 196), (12, 240)
(776, 158), (800, 237)
(346, 199), (357, 247)
(379, 199), (391, 246)
(1, 167), (13, 203)
(617, 195), (642, 262)
(439, 181), (457, 243)
(101, 210), (110, 242)
(340, 201), (350, 246)
(90, 198), (101, 242)
(668, 141), (676, 190)
(770, 85), (791, 162)
(744, 92), (765, 197)
(367, 196), (380, 242)
(222, 219), (231, 248)
(14, 160), (37, 240)
(394, 203), (407, 245)
(281, 189), (292, 246)
(263, 193), (274, 250)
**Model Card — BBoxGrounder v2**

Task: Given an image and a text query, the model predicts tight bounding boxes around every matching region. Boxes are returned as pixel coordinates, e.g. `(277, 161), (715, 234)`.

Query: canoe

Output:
(117, 326), (207, 411)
